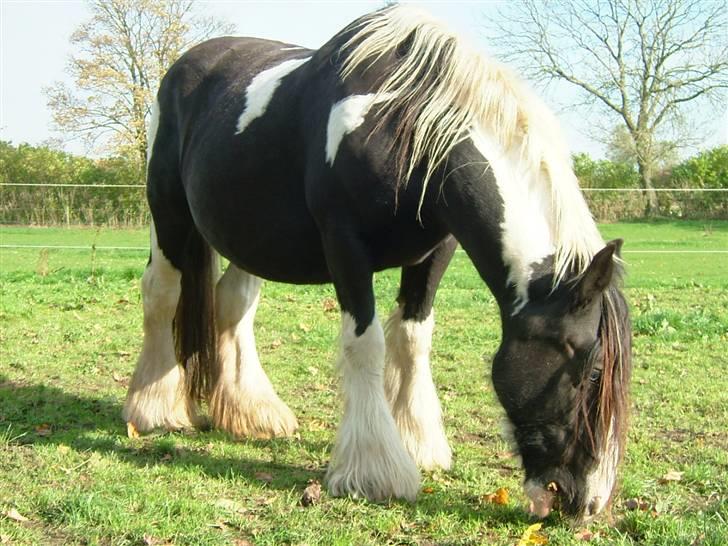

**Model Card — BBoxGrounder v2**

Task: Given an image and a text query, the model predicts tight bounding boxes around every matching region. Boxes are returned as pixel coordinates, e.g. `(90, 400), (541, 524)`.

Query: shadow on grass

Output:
(1, 376), (544, 527)
(0, 376), (328, 492)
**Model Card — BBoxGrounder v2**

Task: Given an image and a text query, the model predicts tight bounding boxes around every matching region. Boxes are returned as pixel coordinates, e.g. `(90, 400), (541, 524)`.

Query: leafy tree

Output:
(45, 0), (234, 176)
(490, 0), (728, 215)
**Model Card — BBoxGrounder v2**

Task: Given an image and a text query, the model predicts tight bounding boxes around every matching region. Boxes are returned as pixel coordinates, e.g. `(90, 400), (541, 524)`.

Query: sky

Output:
(1, 0), (725, 159)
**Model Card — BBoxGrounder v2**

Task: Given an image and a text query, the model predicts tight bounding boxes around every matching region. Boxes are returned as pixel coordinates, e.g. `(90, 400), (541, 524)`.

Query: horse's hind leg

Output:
(385, 236), (457, 470)
(210, 265), (298, 438)
(122, 222), (200, 432)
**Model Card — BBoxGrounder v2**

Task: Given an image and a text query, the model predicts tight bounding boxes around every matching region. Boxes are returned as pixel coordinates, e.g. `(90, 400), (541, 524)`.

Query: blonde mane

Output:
(339, 6), (604, 282)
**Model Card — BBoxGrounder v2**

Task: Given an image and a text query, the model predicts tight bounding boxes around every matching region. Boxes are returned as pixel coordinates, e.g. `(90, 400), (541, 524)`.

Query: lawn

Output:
(1, 221), (727, 545)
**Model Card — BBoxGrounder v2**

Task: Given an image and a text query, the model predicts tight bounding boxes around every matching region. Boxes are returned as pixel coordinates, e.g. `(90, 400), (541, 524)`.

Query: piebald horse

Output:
(123, 6), (631, 521)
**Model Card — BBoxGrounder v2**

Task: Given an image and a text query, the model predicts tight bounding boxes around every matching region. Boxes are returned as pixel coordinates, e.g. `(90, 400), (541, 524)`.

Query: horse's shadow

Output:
(0, 375), (532, 525)
(0, 375), (327, 492)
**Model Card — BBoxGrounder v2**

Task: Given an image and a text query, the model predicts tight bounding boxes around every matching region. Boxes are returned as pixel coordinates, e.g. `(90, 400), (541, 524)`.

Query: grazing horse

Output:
(123, 6), (632, 521)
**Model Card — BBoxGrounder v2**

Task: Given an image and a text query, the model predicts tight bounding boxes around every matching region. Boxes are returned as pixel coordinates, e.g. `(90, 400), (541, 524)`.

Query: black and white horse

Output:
(123, 6), (632, 521)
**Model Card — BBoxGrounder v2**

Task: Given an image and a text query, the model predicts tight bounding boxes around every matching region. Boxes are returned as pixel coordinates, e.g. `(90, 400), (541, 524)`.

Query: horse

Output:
(122, 5), (632, 521)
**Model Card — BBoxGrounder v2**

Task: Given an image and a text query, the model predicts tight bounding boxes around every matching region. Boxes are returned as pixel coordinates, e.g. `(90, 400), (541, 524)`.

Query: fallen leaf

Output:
(517, 522), (548, 546)
(5, 508), (29, 522)
(300, 480), (322, 507)
(112, 372), (127, 383)
(322, 298), (337, 312)
(254, 471), (273, 483)
(659, 470), (683, 484)
(422, 486), (434, 494)
(308, 419), (329, 431)
(1, 533), (12, 544)
(35, 424), (52, 436)
(624, 498), (650, 511)
(127, 421), (140, 439)
(574, 529), (594, 541)
(299, 323), (311, 333)
(483, 487), (509, 505)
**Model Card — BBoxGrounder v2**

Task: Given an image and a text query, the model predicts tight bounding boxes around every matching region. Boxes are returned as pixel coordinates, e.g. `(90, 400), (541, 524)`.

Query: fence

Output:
(1, 183), (727, 255)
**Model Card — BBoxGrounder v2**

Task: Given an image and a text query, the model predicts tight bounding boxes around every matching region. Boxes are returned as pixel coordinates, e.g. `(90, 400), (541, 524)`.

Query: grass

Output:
(1, 221), (727, 545)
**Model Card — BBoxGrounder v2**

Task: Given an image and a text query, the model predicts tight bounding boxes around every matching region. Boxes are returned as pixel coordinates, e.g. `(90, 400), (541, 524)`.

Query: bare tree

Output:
(489, 0), (728, 214)
(45, 0), (234, 174)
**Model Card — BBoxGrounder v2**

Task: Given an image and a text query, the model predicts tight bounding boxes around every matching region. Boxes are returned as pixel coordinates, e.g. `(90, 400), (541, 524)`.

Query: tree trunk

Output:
(637, 159), (659, 217)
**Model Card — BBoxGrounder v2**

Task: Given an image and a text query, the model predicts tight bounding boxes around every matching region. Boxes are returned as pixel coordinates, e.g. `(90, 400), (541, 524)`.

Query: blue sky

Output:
(1, 1), (725, 158)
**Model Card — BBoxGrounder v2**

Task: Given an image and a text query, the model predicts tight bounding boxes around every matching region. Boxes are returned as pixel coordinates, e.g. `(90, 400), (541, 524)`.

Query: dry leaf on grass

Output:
(254, 471), (273, 483)
(5, 508), (29, 522)
(517, 522), (548, 546)
(300, 480), (322, 507)
(624, 498), (651, 511)
(142, 535), (174, 546)
(482, 487), (509, 505)
(574, 529), (595, 541)
(1, 533), (12, 544)
(322, 298), (338, 312)
(127, 421), (140, 439)
(659, 470), (683, 484)
(35, 424), (52, 436)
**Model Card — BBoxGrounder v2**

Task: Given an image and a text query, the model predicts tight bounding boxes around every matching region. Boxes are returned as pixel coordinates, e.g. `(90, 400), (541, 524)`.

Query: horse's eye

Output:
(589, 368), (602, 383)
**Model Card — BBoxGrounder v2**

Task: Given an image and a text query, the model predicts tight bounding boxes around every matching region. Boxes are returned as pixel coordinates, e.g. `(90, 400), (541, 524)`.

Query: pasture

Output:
(1, 221), (727, 545)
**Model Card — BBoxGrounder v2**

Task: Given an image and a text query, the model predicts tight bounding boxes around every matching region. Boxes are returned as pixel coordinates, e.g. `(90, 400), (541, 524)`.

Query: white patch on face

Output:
(470, 127), (556, 314)
(582, 420), (619, 519)
(146, 99), (160, 164)
(235, 56), (311, 134)
(325, 93), (391, 165)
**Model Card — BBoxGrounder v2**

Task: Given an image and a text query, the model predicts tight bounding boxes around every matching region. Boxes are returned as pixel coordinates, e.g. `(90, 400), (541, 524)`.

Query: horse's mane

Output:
(573, 283), (632, 465)
(339, 5), (604, 283)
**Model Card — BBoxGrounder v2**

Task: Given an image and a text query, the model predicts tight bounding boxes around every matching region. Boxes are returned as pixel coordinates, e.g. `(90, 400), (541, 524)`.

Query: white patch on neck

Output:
(470, 127), (556, 313)
(325, 93), (391, 165)
(235, 56), (311, 134)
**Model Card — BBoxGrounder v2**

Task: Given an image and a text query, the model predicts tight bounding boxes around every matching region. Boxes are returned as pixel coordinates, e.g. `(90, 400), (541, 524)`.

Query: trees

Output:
(45, 0), (234, 177)
(489, 0), (728, 215)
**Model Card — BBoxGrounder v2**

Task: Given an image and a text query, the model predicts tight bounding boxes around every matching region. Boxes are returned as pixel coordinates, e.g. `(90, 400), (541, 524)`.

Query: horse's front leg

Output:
(384, 236), (457, 471)
(322, 230), (420, 502)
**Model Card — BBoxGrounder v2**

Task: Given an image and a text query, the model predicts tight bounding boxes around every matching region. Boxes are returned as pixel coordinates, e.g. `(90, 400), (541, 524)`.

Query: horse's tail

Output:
(173, 226), (218, 402)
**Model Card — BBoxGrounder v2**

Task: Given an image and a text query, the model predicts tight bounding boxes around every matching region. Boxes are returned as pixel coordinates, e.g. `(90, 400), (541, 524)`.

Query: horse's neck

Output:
(437, 130), (557, 314)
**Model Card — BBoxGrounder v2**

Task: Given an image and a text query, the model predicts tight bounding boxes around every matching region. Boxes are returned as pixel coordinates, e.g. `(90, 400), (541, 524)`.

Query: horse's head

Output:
(492, 240), (632, 522)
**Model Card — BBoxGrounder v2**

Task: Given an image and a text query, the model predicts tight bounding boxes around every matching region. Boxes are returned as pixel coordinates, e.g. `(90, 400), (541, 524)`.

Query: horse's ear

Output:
(573, 240), (621, 308)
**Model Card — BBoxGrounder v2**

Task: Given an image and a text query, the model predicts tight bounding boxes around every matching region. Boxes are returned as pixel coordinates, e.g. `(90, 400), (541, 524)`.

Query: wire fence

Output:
(1, 183), (726, 255)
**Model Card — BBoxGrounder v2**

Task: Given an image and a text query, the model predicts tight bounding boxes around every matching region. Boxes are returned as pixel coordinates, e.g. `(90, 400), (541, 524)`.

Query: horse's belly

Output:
(189, 181), (330, 284)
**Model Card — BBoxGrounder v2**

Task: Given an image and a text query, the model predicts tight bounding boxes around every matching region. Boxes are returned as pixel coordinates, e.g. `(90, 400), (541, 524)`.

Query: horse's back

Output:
(150, 37), (333, 282)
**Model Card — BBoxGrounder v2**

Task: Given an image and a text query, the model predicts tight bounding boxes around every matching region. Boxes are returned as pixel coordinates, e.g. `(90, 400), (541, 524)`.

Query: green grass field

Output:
(1, 221), (727, 545)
